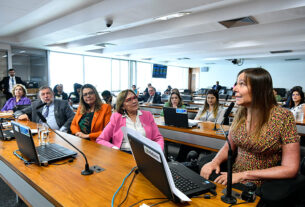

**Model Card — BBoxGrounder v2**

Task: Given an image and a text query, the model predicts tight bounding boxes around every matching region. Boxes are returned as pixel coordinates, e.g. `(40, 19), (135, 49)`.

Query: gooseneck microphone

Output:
(36, 102), (47, 110)
(36, 111), (94, 175)
(219, 102), (236, 204)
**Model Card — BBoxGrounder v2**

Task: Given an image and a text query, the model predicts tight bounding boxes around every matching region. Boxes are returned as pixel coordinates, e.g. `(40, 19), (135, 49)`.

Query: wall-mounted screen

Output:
(152, 64), (167, 78)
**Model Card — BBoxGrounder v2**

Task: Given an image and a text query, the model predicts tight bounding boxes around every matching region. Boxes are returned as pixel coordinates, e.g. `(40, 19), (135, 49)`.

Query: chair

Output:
(218, 87), (227, 95)
(256, 155), (305, 207)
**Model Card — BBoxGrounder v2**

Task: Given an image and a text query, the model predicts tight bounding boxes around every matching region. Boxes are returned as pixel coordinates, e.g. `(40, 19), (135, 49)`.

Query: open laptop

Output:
(127, 129), (216, 202)
(163, 107), (198, 128)
(11, 121), (77, 165)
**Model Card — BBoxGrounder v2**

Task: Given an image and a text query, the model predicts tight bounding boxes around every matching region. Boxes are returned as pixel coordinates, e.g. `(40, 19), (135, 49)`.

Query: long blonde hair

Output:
(231, 68), (277, 137)
(200, 89), (219, 119)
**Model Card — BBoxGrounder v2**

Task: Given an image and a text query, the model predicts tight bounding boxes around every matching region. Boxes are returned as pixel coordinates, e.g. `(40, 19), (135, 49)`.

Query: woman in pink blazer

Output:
(96, 89), (164, 151)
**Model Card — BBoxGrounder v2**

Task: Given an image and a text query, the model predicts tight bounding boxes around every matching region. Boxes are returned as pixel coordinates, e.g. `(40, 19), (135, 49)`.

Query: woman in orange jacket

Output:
(70, 84), (111, 141)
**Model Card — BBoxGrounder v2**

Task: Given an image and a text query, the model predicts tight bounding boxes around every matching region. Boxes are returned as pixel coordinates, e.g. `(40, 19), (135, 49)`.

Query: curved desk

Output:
(0, 120), (259, 206)
(155, 117), (229, 152)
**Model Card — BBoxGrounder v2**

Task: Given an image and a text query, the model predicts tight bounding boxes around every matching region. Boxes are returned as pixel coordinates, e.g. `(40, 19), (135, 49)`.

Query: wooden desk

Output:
(0, 120), (259, 207)
(155, 117), (229, 152)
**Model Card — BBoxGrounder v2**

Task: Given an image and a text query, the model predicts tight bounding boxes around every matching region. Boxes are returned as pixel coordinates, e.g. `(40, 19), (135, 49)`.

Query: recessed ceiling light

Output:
(96, 31), (111, 35)
(155, 12), (191, 21)
(19, 50), (26, 53)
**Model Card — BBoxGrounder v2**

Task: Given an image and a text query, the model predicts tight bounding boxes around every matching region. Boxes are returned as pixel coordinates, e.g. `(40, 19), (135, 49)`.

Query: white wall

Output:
(199, 61), (305, 90)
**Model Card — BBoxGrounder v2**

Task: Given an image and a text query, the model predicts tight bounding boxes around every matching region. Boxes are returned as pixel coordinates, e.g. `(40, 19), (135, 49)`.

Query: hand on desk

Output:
(18, 114), (29, 120)
(200, 161), (220, 179)
(75, 132), (90, 139)
(214, 172), (246, 185)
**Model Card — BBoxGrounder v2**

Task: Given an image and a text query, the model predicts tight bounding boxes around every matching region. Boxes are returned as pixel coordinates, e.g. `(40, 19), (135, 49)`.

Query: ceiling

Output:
(1, 0), (305, 67)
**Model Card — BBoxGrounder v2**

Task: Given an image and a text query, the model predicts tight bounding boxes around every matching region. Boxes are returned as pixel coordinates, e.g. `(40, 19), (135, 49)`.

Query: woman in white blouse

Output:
(195, 89), (222, 122)
(289, 87), (305, 121)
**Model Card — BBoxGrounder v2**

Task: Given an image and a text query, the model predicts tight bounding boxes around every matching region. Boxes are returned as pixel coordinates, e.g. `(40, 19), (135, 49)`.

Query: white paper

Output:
(123, 127), (191, 202)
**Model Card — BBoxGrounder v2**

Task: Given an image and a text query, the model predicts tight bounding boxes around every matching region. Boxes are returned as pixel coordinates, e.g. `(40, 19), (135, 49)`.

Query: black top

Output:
(78, 112), (94, 134)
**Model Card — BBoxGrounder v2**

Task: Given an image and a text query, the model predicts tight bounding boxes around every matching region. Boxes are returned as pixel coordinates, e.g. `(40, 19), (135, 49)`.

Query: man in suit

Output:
(14, 86), (75, 132)
(0, 68), (25, 100)
(146, 86), (162, 104)
(212, 81), (221, 92)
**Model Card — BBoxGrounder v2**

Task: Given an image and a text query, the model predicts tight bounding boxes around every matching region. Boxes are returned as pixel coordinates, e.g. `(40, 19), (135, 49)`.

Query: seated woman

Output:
(68, 83), (82, 104)
(194, 89), (222, 122)
(70, 84), (112, 141)
(1, 84), (31, 113)
(53, 84), (68, 100)
(160, 91), (186, 116)
(96, 89), (164, 152)
(288, 86), (305, 120)
(200, 68), (300, 187)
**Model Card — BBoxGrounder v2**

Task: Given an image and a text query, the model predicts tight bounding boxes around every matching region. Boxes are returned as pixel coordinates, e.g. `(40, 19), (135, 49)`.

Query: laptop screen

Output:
(11, 121), (40, 164)
(127, 132), (175, 200)
(163, 107), (189, 128)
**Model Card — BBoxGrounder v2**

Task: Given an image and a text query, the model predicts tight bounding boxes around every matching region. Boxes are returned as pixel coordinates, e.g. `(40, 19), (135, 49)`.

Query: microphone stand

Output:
(36, 112), (94, 175)
(219, 123), (236, 204)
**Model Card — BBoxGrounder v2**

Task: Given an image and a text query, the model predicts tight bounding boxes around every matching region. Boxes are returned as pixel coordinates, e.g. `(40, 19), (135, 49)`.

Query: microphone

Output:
(36, 112), (94, 175)
(219, 102), (236, 204)
(213, 102), (235, 131)
(36, 102), (47, 110)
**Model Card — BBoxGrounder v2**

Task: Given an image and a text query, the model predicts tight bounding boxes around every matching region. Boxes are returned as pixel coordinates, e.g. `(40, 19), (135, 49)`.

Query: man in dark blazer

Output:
(0, 68), (25, 100)
(14, 86), (75, 132)
(212, 81), (222, 92)
(145, 86), (162, 104)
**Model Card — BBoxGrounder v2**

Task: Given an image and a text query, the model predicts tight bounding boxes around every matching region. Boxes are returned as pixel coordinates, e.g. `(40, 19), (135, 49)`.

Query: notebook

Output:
(11, 121), (77, 165)
(163, 107), (198, 128)
(126, 128), (216, 202)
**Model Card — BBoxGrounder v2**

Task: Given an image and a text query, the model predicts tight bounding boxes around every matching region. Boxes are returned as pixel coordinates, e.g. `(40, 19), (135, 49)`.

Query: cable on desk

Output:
(49, 158), (75, 165)
(149, 199), (170, 206)
(111, 166), (137, 207)
(13, 150), (34, 165)
(128, 198), (168, 207)
(118, 168), (138, 207)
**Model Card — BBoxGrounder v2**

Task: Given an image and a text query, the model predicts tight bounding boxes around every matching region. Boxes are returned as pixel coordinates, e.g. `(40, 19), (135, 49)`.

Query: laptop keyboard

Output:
(170, 167), (200, 192)
(37, 146), (66, 160)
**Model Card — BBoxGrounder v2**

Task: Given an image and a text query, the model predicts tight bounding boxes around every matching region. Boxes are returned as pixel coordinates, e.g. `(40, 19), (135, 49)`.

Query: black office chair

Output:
(256, 156), (305, 207)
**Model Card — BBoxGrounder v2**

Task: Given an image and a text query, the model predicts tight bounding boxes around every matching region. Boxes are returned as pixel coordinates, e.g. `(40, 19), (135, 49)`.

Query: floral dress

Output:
(231, 106), (300, 186)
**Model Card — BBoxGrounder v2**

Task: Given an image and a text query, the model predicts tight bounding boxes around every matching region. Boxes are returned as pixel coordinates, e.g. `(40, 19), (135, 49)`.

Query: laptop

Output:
(11, 121), (77, 165)
(126, 129), (216, 202)
(163, 107), (198, 128)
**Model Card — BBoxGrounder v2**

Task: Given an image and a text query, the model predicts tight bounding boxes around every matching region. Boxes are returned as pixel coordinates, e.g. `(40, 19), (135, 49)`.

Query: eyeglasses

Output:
(125, 96), (137, 103)
(83, 91), (95, 97)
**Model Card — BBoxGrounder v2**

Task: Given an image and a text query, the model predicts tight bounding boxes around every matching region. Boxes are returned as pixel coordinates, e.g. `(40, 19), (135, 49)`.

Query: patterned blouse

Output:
(78, 112), (94, 134)
(231, 106), (300, 186)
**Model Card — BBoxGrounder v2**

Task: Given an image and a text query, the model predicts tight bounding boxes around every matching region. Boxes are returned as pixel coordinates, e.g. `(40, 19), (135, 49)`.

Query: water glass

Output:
(37, 123), (49, 146)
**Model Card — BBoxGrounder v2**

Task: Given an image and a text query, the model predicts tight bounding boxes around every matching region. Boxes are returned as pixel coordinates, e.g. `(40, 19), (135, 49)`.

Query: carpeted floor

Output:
(0, 178), (27, 207)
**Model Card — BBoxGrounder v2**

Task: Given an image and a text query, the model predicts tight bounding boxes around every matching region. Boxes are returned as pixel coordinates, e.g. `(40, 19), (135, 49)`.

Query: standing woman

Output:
(288, 86), (305, 120)
(161, 92), (186, 116)
(200, 68), (300, 187)
(96, 89), (164, 152)
(70, 84), (112, 141)
(1, 84), (31, 113)
(195, 89), (222, 122)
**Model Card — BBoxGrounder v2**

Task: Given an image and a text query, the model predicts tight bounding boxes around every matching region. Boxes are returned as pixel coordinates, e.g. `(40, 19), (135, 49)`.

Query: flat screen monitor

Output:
(152, 64), (167, 78)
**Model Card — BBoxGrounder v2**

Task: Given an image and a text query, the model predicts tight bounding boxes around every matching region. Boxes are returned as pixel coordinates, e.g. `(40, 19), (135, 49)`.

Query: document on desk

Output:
(124, 127), (191, 202)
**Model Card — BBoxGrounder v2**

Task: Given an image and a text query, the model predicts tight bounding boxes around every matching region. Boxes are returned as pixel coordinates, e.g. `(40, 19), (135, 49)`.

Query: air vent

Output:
(205, 62), (216, 65)
(177, 57), (190, 60)
(95, 43), (116, 48)
(219, 16), (257, 28)
(142, 58), (152, 61)
(270, 50), (292, 54)
(285, 58), (301, 61)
